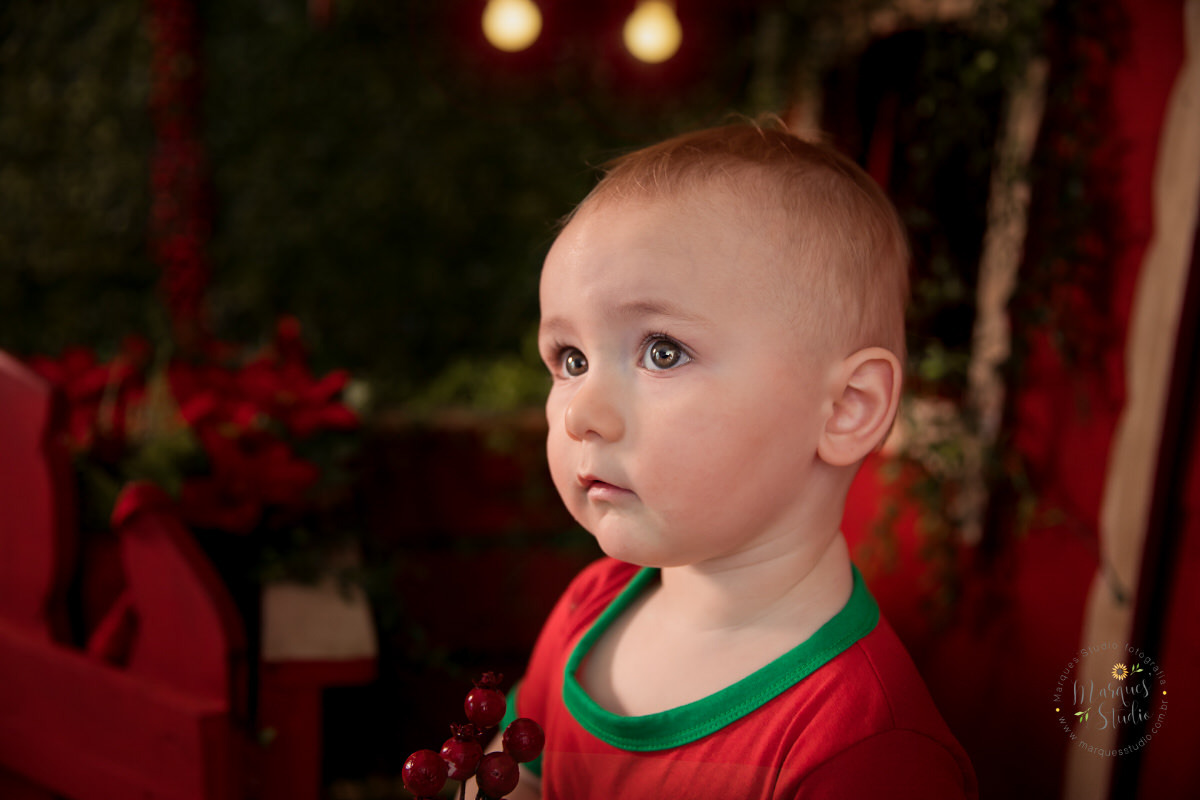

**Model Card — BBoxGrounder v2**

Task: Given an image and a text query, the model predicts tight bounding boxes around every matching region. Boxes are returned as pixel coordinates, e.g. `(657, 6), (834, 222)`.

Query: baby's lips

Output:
(578, 472), (636, 498)
(578, 473), (615, 490)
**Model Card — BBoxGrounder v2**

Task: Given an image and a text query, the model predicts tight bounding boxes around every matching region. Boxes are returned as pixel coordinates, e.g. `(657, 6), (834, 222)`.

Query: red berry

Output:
(475, 751), (519, 798)
(502, 717), (545, 763)
(402, 749), (448, 796)
(465, 673), (507, 728)
(440, 724), (484, 781)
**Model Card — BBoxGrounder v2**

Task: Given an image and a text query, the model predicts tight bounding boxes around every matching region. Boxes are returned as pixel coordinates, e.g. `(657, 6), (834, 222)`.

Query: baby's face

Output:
(538, 192), (839, 569)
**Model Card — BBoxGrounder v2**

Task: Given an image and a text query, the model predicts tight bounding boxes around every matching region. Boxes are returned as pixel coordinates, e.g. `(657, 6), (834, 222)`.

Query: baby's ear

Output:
(817, 347), (902, 467)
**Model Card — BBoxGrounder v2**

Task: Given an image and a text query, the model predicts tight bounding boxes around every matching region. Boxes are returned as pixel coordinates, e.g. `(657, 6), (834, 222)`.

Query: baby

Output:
(481, 122), (977, 798)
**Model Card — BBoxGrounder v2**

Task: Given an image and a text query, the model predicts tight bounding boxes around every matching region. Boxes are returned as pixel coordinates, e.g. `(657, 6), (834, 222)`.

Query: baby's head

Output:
(539, 122), (909, 567)
(570, 122), (909, 362)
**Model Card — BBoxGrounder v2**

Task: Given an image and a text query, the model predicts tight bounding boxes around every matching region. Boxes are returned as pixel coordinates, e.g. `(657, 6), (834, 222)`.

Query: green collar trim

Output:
(562, 564), (879, 752)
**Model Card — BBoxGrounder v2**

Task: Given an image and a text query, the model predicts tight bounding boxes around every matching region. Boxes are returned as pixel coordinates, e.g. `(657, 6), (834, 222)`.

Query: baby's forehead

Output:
(552, 130), (908, 357)
(570, 185), (768, 254)
(557, 189), (839, 321)
(574, 179), (802, 265)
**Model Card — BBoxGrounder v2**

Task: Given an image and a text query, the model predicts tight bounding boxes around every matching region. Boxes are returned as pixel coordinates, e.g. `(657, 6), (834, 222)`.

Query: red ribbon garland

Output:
(147, 0), (212, 349)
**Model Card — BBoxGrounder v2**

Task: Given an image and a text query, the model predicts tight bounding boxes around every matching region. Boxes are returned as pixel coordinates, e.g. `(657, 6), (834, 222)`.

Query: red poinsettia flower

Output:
(168, 359), (261, 432)
(235, 357), (358, 439)
(230, 316), (358, 439)
(273, 314), (307, 366)
(179, 428), (321, 534)
(166, 318), (358, 442)
(27, 337), (150, 457)
(30, 318), (358, 544)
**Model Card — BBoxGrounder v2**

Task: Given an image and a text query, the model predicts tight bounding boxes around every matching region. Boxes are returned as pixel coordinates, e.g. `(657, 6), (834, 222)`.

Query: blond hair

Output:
(573, 122), (910, 360)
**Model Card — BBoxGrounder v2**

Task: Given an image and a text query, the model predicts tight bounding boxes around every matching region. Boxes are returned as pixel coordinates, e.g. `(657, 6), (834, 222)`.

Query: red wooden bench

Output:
(0, 350), (378, 800)
(0, 350), (251, 799)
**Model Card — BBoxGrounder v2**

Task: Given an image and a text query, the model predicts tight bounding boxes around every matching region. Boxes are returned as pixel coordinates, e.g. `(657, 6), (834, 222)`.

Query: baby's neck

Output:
(581, 532), (855, 717)
(657, 531), (854, 634)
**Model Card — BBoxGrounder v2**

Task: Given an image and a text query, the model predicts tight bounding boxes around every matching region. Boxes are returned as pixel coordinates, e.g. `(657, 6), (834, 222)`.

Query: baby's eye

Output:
(641, 337), (690, 371)
(560, 347), (588, 377)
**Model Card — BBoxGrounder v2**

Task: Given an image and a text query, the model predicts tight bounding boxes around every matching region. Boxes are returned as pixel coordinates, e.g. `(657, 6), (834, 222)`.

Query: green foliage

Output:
(2, 0), (761, 402)
(3, 0), (1058, 418)
(0, 0), (157, 357)
(200, 0), (757, 405)
(409, 326), (549, 413)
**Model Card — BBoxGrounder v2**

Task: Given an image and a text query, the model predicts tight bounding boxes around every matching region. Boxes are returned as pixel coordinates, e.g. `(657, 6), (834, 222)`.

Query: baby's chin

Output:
(587, 529), (689, 570)
(582, 524), (655, 567)
(565, 500), (691, 567)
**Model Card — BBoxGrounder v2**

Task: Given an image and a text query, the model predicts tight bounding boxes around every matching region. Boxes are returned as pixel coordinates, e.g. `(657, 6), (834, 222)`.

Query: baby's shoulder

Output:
(799, 616), (948, 733)
(843, 617), (953, 731)
(776, 617), (977, 795)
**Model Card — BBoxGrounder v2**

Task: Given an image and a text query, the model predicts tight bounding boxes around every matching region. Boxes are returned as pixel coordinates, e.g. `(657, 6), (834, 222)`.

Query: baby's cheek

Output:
(544, 436), (574, 499)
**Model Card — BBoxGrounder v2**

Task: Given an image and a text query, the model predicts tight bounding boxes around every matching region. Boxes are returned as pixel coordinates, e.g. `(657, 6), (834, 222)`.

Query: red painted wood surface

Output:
(0, 617), (240, 799)
(1, 352), (382, 800)
(258, 657), (376, 799)
(0, 350), (76, 643)
(0, 355), (250, 799)
(111, 484), (249, 709)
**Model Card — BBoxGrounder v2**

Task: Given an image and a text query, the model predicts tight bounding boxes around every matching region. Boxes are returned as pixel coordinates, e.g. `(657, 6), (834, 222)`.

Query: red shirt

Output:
(504, 558), (978, 799)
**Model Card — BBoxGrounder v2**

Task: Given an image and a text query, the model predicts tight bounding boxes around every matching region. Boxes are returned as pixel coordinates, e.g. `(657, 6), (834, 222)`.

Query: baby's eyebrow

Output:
(538, 315), (572, 339)
(614, 299), (706, 324)
(539, 299), (709, 339)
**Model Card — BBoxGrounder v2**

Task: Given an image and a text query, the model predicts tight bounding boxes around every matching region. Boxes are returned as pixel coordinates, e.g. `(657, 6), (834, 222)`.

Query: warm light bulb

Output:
(482, 0), (542, 53)
(623, 1), (682, 64)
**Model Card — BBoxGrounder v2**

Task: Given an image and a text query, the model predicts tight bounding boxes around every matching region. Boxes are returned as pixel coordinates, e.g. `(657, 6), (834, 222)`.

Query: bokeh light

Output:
(481, 0), (543, 53)
(623, 1), (683, 64)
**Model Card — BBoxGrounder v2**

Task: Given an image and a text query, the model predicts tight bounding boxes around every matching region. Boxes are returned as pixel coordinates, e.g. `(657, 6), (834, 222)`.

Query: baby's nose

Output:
(563, 374), (625, 442)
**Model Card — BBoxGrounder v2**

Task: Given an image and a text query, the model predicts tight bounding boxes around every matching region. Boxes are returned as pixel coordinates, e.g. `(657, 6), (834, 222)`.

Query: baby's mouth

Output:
(579, 474), (632, 498)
